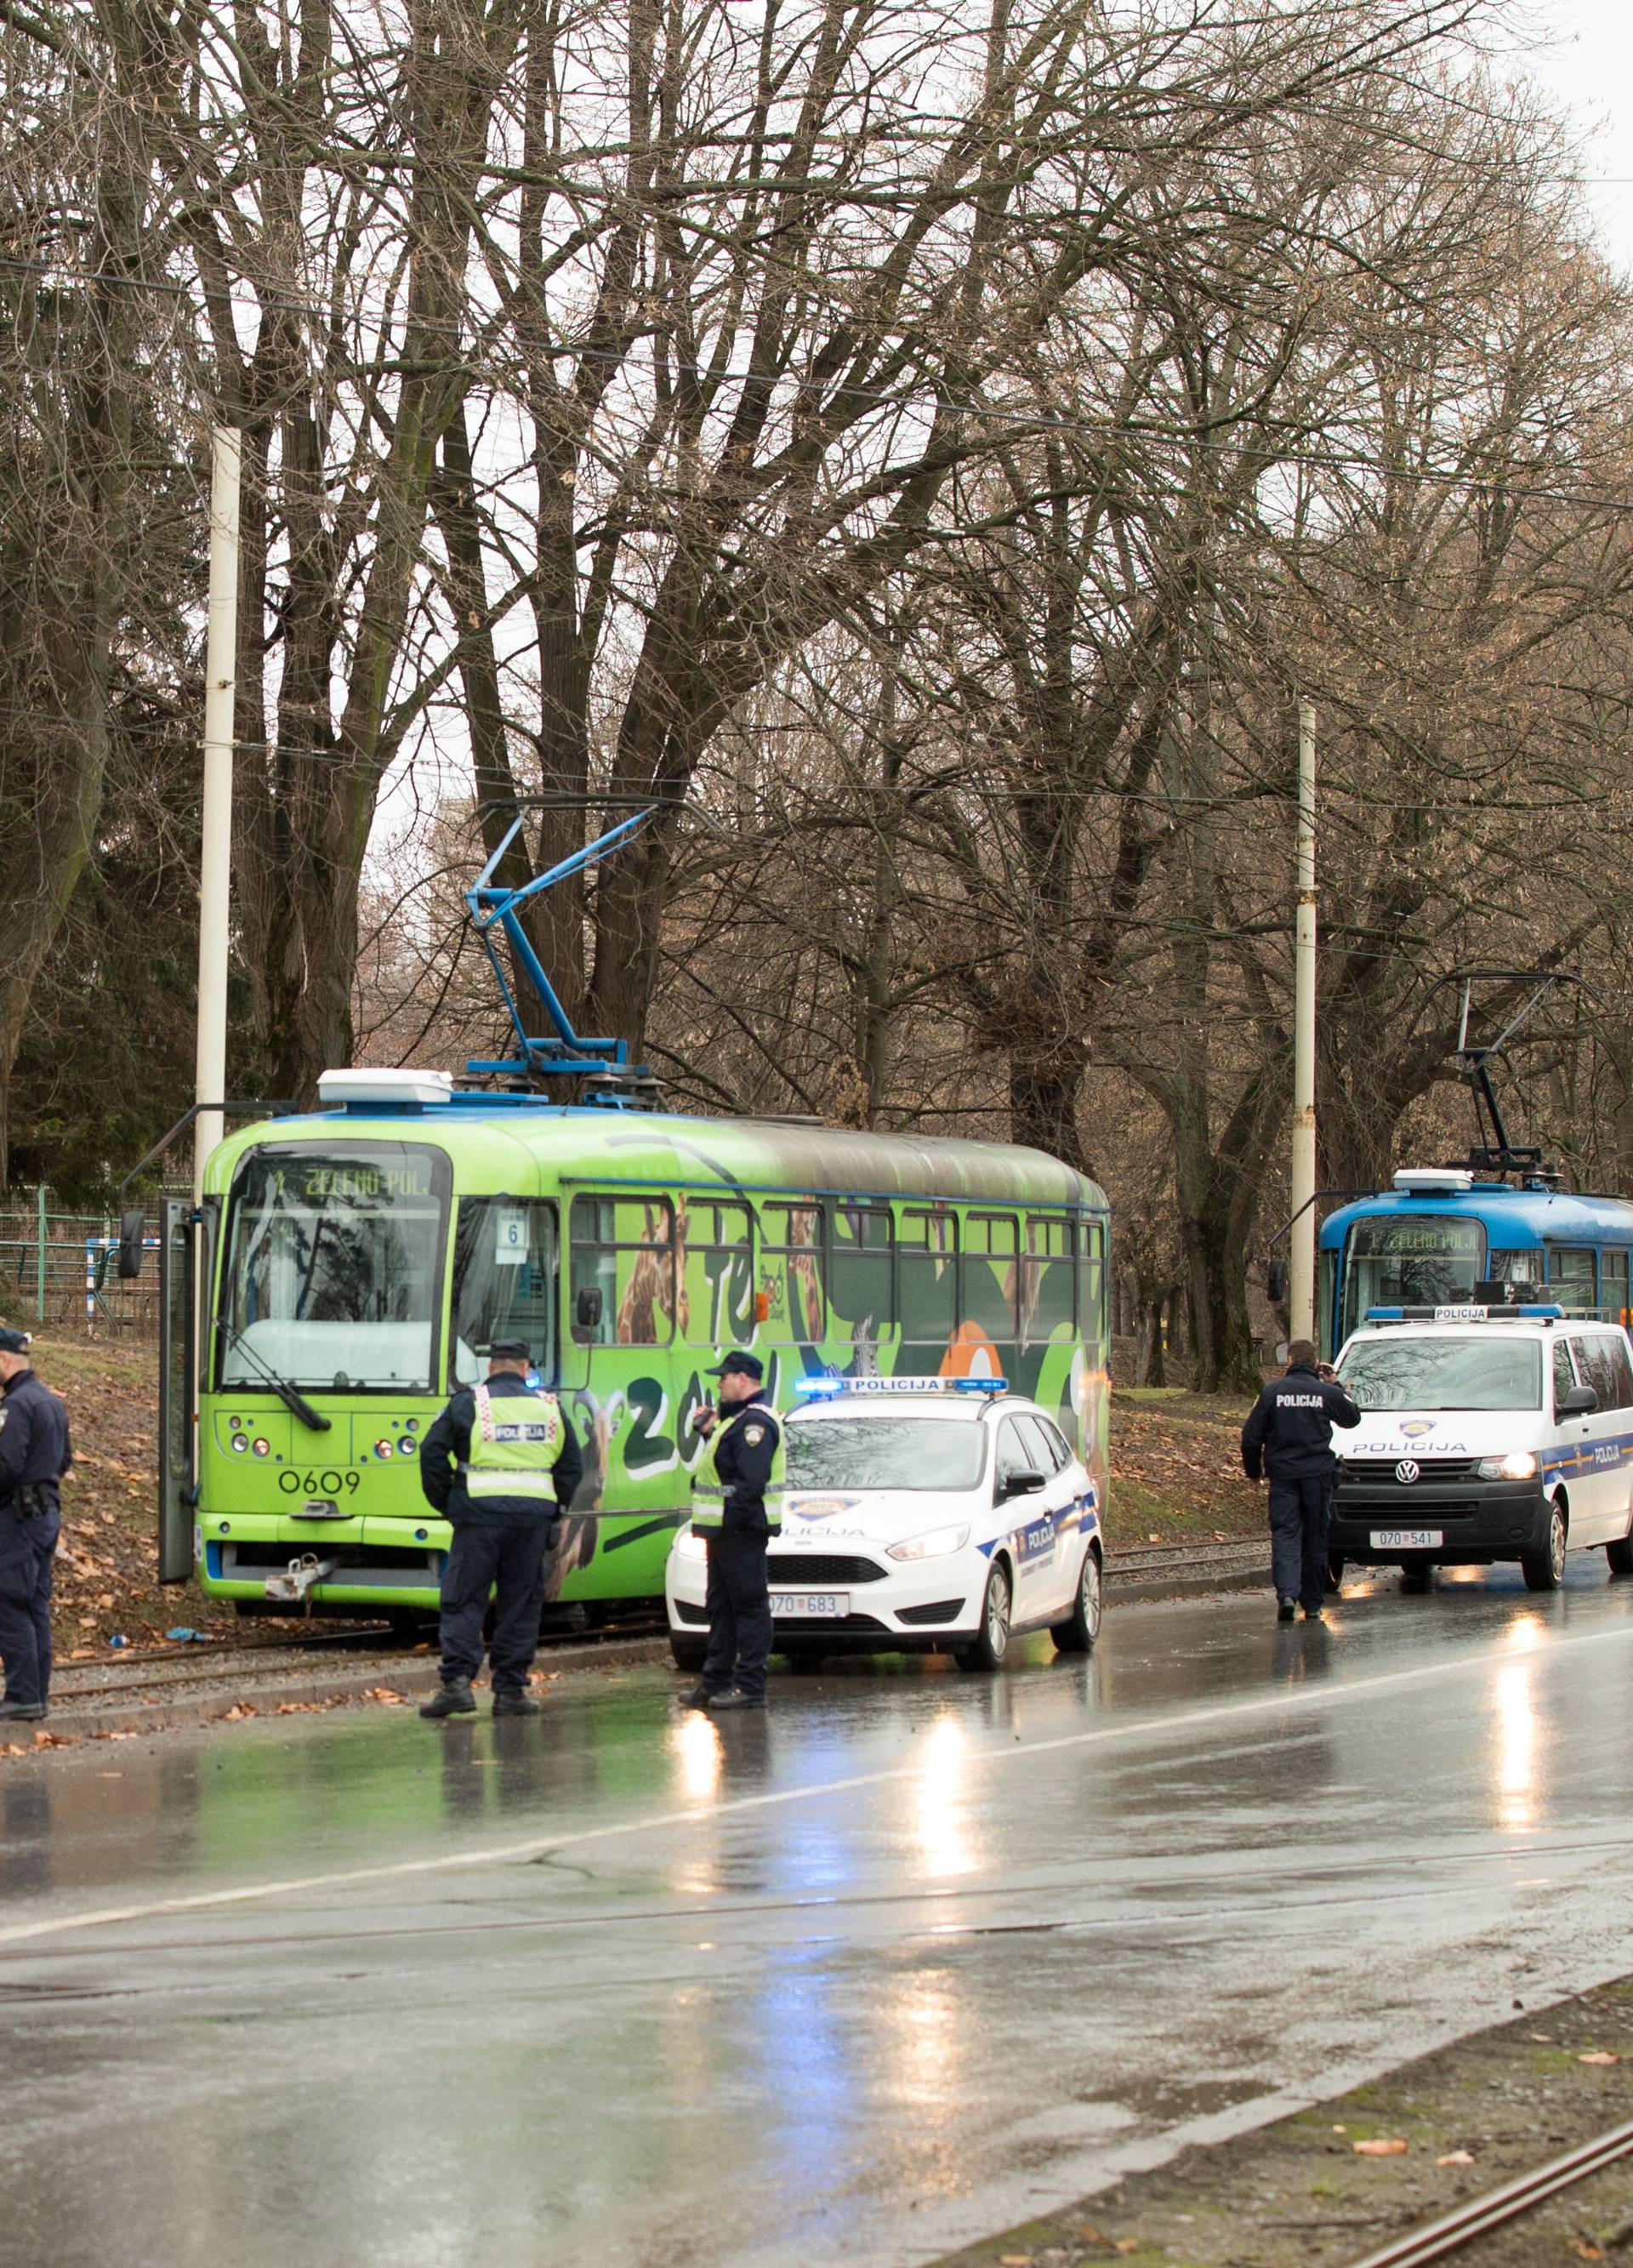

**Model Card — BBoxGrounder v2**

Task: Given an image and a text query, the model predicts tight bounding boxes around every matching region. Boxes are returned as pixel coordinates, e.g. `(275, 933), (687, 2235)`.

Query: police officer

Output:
(1240, 1337), (1361, 1621)
(0, 1325), (71, 1723)
(686, 1351), (783, 1712)
(417, 1338), (583, 1718)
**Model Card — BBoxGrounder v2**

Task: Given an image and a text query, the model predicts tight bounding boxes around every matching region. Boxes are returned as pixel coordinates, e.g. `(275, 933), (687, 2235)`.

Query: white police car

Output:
(665, 1377), (1103, 1673)
(1331, 1302), (1633, 1592)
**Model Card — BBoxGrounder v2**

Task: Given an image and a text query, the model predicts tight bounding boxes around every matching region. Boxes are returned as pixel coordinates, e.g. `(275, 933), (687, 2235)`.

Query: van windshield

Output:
(1339, 1335), (1542, 1412)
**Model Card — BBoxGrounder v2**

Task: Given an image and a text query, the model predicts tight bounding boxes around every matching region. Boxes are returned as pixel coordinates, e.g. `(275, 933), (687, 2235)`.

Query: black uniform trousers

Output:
(438, 1522), (553, 1694)
(701, 1527), (772, 1700)
(1267, 1474), (1333, 1611)
(0, 1502), (59, 1707)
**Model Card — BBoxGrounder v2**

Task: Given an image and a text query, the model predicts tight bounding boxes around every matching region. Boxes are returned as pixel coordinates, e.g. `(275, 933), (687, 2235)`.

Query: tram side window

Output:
(1603, 1250), (1630, 1322)
(830, 1206), (892, 1338)
(691, 1201), (755, 1348)
(450, 1198), (558, 1386)
(1077, 1219), (1107, 1345)
(762, 1201), (827, 1343)
(1021, 1216), (1075, 1344)
(1548, 1246), (1597, 1313)
(570, 1196), (679, 1346)
(965, 1213), (1020, 1335)
(900, 1211), (958, 1344)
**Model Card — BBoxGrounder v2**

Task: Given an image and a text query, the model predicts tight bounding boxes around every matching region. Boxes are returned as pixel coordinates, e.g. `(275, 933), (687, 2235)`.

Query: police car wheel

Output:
(1399, 1559), (1433, 1594)
(1050, 1546), (1101, 1655)
(669, 1635), (708, 1674)
(955, 1561), (1012, 1673)
(1522, 1502), (1568, 1593)
(1325, 1553), (1345, 1592)
(1607, 1522), (1633, 1577)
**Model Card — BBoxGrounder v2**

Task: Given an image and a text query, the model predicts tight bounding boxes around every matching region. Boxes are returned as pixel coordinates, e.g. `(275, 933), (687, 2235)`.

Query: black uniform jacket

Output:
(701, 1399), (782, 1536)
(0, 1367), (73, 1513)
(1240, 1363), (1361, 1482)
(418, 1374), (583, 1530)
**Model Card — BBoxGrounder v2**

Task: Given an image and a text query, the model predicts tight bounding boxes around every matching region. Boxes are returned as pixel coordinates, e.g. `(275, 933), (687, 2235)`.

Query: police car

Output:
(665, 1377), (1103, 1673)
(1331, 1303), (1633, 1593)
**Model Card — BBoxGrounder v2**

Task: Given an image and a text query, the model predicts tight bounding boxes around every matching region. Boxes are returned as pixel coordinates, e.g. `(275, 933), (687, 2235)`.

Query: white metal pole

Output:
(1289, 699), (1318, 1346)
(193, 425), (242, 1200)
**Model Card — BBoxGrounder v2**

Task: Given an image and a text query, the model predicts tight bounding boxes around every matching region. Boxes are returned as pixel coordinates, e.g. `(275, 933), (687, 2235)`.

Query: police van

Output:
(1329, 1303), (1633, 1593)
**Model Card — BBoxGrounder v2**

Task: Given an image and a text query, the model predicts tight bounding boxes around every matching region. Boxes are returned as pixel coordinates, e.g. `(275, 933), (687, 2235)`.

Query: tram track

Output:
(1345, 2119), (1633, 2266)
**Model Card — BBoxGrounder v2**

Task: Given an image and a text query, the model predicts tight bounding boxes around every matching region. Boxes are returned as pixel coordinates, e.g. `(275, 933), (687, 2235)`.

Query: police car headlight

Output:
(1476, 1450), (1539, 1480)
(887, 1524), (970, 1562)
(674, 1529), (708, 1561)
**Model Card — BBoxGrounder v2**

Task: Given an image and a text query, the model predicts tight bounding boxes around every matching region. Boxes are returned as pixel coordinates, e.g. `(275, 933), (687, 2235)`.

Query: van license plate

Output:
(1370, 1529), (1442, 1549)
(770, 1592), (849, 1618)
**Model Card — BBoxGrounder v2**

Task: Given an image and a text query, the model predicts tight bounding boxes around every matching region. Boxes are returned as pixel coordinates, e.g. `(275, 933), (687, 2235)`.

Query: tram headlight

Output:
(251, 1438), (270, 1458)
(1476, 1450), (1538, 1480)
(374, 1438), (395, 1459)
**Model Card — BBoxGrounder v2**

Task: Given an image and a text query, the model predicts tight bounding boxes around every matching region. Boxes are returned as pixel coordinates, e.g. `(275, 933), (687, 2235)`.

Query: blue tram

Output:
(1318, 1169), (1633, 1359)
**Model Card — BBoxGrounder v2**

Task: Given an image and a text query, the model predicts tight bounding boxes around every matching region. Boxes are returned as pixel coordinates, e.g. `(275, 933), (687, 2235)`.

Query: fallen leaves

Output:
(1437, 2150), (1475, 2167)
(1579, 2051), (1620, 2066)
(364, 1687), (407, 1706)
(1353, 2138), (1409, 2157)
(221, 1703), (258, 1722)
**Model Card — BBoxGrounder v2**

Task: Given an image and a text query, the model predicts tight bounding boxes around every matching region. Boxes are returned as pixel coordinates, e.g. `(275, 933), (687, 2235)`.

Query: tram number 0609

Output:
(277, 1470), (362, 1496)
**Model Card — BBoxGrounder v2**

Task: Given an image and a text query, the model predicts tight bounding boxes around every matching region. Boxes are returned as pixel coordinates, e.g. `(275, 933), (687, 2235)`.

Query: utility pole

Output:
(193, 425), (242, 1200)
(1289, 699), (1318, 1345)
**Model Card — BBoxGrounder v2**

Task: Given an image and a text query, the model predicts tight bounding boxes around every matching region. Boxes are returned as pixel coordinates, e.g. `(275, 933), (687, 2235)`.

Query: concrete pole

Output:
(1289, 699), (1318, 1346)
(193, 425), (242, 1200)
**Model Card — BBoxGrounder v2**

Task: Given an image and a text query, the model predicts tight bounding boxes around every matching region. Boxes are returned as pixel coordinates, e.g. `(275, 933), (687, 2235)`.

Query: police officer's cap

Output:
(708, 1350), (763, 1382)
(488, 1337), (532, 1361)
(0, 1325), (31, 1356)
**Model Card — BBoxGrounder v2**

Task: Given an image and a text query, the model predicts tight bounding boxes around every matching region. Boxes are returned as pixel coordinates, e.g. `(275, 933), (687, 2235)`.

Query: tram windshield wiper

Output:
(213, 1317), (333, 1433)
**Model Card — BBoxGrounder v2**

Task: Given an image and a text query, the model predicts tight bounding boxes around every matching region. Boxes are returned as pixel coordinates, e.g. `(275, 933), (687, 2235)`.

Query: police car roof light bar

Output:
(1362, 1304), (1564, 1325)
(793, 1374), (1008, 1396)
(464, 810), (655, 1094)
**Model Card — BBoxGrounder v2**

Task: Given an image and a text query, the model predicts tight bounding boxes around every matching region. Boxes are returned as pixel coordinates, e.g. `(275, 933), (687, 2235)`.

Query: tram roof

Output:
(207, 1099), (1108, 1211)
(1320, 1182), (1633, 1249)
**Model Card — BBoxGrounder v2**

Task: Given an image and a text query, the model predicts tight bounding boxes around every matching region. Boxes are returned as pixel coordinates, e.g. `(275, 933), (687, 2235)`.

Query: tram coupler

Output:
(263, 1553), (336, 1605)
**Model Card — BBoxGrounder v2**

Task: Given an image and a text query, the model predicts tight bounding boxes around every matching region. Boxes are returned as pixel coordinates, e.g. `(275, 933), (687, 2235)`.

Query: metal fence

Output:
(0, 1189), (180, 1335)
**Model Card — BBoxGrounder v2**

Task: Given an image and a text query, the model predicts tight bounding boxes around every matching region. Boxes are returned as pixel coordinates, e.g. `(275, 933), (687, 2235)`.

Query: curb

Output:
(1112, 1562), (1271, 1602)
(43, 1635), (674, 1743)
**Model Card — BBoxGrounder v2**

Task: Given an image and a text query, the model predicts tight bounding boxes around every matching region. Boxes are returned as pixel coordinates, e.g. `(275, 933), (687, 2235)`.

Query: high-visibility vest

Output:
(691, 1399), (785, 1531)
(462, 1383), (564, 1506)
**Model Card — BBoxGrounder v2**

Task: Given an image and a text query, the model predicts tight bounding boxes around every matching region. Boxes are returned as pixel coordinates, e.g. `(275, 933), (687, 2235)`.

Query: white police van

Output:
(665, 1376), (1103, 1672)
(1329, 1303), (1633, 1593)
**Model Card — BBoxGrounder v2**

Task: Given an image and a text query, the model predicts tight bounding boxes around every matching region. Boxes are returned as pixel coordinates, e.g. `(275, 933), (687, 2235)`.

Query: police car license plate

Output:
(1370, 1529), (1442, 1549)
(769, 1591), (849, 1618)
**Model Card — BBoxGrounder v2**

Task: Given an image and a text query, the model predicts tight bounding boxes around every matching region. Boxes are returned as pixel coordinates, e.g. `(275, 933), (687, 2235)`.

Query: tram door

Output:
(156, 1197), (198, 1583)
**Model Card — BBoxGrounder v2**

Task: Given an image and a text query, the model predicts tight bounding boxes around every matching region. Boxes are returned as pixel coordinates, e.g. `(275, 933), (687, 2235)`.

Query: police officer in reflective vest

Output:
(1241, 1338), (1361, 1622)
(0, 1325), (71, 1724)
(686, 1350), (783, 1712)
(418, 1338), (583, 1718)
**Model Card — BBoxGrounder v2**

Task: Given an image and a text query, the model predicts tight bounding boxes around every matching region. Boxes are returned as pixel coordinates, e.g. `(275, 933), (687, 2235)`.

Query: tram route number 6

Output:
(278, 1470), (361, 1496)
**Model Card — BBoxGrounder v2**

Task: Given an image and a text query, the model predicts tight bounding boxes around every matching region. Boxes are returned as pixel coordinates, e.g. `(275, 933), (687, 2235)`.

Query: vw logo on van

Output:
(1395, 1459), (1421, 1484)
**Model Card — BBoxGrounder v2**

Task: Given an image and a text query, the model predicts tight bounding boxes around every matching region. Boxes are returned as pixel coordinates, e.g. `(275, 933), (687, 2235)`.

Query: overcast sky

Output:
(1516, 0), (1633, 270)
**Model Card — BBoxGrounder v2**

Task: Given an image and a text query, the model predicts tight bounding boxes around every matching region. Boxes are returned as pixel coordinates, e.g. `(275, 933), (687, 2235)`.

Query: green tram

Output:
(155, 1072), (1111, 1627)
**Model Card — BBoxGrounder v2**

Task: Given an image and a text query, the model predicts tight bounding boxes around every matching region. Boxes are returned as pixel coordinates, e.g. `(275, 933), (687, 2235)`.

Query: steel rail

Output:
(1347, 2117), (1633, 2268)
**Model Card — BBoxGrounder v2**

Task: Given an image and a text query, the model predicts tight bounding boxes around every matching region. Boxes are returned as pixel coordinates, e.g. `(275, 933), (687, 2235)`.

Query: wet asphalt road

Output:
(3, 1569), (1633, 2268)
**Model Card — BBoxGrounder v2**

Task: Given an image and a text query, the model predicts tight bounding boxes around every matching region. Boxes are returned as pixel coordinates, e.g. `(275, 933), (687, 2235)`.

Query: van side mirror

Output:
(117, 1209), (146, 1280)
(574, 1287), (603, 1332)
(1559, 1382), (1598, 1416)
(1266, 1258), (1288, 1303)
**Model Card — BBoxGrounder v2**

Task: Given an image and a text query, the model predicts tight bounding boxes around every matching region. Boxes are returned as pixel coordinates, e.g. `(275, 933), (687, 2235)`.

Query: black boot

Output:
(492, 1690), (542, 1717)
(681, 1684), (716, 1710)
(0, 1699), (46, 1722)
(1277, 1598), (1295, 1623)
(419, 1680), (476, 1719)
(708, 1689), (766, 1711)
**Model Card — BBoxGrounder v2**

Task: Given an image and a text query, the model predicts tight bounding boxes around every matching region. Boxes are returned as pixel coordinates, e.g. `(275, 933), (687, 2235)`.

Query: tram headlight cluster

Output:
(1476, 1450), (1539, 1480)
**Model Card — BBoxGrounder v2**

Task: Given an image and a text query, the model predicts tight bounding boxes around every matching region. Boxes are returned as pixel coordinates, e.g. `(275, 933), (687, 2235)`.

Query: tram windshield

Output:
(788, 1417), (987, 1492)
(1341, 1217), (1486, 1342)
(220, 1144), (449, 1391)
(1339, 1334), (1543, 1410)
